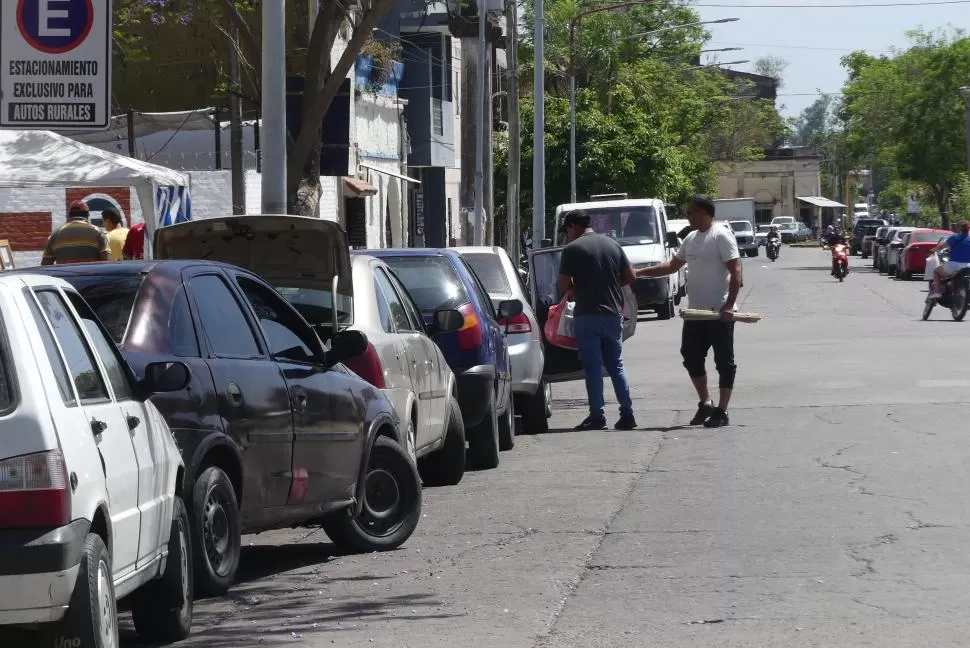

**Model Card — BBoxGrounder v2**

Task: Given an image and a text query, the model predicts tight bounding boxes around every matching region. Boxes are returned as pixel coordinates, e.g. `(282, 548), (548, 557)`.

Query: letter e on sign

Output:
(18, 0), (94, 54)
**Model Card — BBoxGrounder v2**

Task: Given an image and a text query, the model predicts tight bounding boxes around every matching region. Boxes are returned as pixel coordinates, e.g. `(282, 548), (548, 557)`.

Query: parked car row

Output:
(3, 214), (641, 645)
(868, 225), (951, 280)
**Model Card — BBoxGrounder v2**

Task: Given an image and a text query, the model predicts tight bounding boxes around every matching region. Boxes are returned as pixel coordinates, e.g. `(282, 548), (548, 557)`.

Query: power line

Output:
(692, 0), (970, 6)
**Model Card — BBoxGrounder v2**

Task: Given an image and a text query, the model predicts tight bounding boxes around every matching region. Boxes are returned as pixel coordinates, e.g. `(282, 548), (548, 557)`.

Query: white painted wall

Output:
(446, 37), (464, 245)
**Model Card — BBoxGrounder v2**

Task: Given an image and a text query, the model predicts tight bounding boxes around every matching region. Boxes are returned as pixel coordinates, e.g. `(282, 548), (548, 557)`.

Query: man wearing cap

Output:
(557, 210), (638, 431)
(41, 201), (111, 265)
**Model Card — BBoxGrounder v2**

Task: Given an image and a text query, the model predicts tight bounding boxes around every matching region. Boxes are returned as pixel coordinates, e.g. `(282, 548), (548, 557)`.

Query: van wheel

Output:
(657, 296), (675, 320)
(419, 397), (466, 486)
(323, 436), (422, 551)
(191, 466), (241, 596)
(521, 380), (550, 434)
(132, 497), (193, 641)
(60, 534), (118, 648)
(467, 388), (500, 469)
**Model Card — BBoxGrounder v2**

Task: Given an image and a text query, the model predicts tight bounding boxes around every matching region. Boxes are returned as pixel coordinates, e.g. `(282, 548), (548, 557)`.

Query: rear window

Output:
(0, 316), (14, 412)
(462, 253), (512, 296)
(66, 274), (144, 344)
(380, 256), (469, 313)
(912, 231), (947, 243)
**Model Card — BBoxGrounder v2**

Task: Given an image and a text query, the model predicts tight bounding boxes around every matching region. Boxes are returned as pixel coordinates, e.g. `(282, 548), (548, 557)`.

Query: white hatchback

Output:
(0, 275), (193, 646)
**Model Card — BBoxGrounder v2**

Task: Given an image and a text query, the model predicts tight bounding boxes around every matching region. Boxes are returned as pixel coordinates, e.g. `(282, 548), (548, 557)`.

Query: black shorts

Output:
(680, 320), (737, 389)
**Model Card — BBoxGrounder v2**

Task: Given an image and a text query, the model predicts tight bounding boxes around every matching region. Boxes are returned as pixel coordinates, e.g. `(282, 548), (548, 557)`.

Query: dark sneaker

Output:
(614, 414), (638, 430)
(703, 408), (730, 428)
(575, 415), (608, 431)
(690, 400), (715, 425)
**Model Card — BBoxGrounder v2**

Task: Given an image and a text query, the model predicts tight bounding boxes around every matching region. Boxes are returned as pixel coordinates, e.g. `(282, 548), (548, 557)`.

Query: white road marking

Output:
(919, 380), (970, 388)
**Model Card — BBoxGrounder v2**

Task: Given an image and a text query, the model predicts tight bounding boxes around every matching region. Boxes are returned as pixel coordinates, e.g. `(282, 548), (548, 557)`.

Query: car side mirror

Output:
(498, 299), (524, 319)
(142, 361), (190, 394)
(665, 231), (681, 248)
(327, 329), (369, 368)
(432, 309), (464, 334)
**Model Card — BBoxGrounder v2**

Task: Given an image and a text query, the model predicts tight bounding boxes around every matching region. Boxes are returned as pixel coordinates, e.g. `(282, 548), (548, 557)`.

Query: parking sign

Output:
(0, 0), (112, 130)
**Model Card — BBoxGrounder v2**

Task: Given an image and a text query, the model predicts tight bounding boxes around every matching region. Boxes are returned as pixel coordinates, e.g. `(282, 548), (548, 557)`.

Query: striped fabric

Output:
(42, 219), (111, 265)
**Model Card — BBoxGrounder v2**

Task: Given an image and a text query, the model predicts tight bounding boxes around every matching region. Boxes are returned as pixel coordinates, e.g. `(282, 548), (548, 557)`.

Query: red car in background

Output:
(897, 229), (952, 280)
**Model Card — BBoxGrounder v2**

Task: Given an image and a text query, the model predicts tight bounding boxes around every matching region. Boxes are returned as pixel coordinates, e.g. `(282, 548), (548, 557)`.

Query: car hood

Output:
(619, 243), (665, 265)
(153, 215), (353, 296)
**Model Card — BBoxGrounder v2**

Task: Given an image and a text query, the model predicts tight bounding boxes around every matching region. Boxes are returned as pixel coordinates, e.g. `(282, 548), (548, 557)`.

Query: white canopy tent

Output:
(0, 130), (191, 255)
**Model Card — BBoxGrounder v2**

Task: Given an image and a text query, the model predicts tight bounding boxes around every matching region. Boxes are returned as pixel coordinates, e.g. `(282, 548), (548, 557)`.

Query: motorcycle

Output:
(922, 251), (969, 321)
(831, 241), (849, 281)
(766, 238), (781, 262)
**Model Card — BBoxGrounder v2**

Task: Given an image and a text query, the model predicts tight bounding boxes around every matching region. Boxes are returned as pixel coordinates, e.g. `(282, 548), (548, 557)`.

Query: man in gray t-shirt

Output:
(557, 211), (637, 431)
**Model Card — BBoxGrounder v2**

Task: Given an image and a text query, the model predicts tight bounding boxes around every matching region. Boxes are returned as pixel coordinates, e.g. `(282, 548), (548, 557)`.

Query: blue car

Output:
(361, 249), (522, 470)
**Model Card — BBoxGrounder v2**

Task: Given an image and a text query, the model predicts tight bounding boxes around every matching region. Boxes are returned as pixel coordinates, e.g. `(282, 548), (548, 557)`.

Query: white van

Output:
(554, 197), (681, 319)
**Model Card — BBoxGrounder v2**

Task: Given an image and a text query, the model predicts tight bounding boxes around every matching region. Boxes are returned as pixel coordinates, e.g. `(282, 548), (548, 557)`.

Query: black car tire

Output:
(467, 387), (500, 469)
(323, 436), (422, 551)
(521, 380), (550, 435)
(132, 496), (194, 642)
(59, 534), (118, 648)
(952, 280), (969, 321)
(498, 388), (515, 451)
(657, 296), (675, 320)
(191, 466), (241, 596)
(419, 397), (466, 486)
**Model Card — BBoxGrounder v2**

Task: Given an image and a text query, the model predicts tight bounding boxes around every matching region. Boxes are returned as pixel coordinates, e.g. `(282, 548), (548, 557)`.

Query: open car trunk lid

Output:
(154, 215), (354, 335)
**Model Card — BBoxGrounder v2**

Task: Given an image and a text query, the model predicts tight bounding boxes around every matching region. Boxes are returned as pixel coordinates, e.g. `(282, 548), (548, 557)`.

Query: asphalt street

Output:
(122, 246), (970, 648)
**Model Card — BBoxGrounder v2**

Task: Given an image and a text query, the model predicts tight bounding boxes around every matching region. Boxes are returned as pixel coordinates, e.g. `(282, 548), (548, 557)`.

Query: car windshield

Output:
(462, 252), (512, 296)
(380, 256), (470, 313)
(563, 207), (660, 246)
(912, 231), (947, 243)
(779, 223), (796, 230)
(729, 222), (752, 233)
(66, 274), (144, 343)
(757, 226), (772, 233)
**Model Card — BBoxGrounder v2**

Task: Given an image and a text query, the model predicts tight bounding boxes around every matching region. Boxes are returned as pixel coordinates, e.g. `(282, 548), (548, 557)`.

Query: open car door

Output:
(528, 246), (637, 384)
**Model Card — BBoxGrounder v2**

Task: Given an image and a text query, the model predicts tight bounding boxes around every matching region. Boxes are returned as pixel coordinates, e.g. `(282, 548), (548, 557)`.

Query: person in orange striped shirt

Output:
(41, 201), (111, 265)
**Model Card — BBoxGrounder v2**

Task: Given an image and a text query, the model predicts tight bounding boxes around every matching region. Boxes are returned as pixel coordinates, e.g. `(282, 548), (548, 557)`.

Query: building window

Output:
(755, 205), (774, 225)
(432, 98), (443, 135)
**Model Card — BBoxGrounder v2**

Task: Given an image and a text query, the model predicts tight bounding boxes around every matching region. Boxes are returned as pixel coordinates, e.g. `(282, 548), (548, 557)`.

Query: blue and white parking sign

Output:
(0, 0), (112, 130)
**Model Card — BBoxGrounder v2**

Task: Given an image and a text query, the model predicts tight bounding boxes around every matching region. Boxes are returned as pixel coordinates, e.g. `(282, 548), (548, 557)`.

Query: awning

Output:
(360, 163), (421, 184)
(343, 176), (377, 197)
(797, 196), (846, 208)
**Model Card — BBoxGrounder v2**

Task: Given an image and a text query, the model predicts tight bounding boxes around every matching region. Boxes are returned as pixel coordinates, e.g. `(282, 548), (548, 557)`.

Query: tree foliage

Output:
(509, 0), (789, 229)
(127, 0), (401, 216)
(837, 28), (970, 228)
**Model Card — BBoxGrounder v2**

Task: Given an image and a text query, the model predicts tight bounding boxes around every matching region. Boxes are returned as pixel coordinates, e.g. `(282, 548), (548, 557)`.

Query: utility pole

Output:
(228, 28), (245, 215)
(961, 87), (970, 181)
(506, 0), (520, 261)
(261, 1), (287, 214)
(473, 0), (487, 245)
(532, 0), (545, 245)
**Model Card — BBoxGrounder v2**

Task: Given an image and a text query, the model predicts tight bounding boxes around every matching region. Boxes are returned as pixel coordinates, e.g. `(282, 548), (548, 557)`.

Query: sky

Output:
(694, 0), (965, 118)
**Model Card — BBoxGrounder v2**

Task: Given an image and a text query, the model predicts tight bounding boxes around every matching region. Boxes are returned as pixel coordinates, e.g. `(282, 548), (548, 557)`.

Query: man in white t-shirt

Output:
(634, 195), (741, 427)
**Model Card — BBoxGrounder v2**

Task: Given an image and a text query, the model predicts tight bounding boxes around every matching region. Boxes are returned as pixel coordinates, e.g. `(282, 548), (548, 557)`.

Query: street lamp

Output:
(621, 17), (739, 42)
(568, 14), (740, 202)
(683, 60), (750, 70)
(567, 1), (656, 206)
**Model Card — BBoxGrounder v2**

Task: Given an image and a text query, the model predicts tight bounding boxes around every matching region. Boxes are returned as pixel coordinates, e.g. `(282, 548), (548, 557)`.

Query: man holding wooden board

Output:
(636, 195), (741, 428)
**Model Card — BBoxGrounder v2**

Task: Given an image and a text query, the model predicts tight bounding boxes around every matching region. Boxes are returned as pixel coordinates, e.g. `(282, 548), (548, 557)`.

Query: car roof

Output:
(5, 259), (260, 281)
(555, 198), (663, 212)
(449, 246), (505, 255)
(361, 248), (459, 259)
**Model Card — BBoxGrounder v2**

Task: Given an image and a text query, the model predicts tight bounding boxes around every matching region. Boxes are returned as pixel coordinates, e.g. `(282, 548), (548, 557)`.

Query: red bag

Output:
(544, 291), (577, 350)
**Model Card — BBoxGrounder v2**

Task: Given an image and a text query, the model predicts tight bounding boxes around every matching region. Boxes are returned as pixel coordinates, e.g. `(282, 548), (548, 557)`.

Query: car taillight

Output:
(457, 303), (483, 351)
(500, 311), (532, 334)
(0, 450), (70, 528)
(344, 342), (386, 389)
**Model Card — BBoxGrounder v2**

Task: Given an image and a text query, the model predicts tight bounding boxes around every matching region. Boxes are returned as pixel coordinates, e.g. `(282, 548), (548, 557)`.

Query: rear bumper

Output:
(507, 334), (542, 395)
(0, 519), (90, 625)
(632, 277), (669, 309)
(456, 365), (496, 428)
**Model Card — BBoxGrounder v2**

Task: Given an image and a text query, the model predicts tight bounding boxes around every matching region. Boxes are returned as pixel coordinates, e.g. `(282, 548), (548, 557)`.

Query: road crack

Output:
(905, 510), (950, 530)
(847, 533), (897, 577)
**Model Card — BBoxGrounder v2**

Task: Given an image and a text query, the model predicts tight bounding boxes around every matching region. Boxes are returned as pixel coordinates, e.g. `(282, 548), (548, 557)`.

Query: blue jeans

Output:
(573, 314), (633, 419)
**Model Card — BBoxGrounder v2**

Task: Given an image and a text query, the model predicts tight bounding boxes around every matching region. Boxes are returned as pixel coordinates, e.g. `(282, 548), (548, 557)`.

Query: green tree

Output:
(838, 29), (970, 228)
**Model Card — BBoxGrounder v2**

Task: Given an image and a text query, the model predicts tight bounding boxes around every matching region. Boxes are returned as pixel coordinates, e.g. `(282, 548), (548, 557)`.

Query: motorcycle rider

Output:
(927, 223), (970, 299)
(766, 225), (781, 257)
(827, 230), (848, 276)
